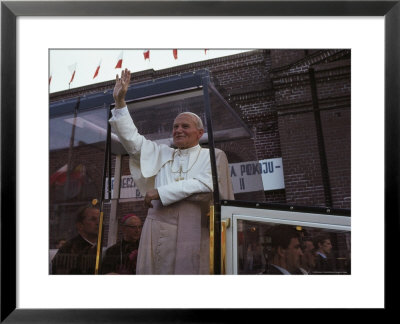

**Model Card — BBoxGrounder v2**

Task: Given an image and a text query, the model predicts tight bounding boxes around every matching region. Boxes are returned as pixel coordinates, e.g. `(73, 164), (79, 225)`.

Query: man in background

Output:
(299, 237), (316, 274)
(102, 214), (142, 274)
(313, 234), (335, 273)
(52, 203), (100, 274)
(263, 225), (304, 275)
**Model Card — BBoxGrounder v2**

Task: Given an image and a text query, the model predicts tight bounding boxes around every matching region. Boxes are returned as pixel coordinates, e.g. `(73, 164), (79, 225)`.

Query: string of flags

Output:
(49, 49), (210, 87)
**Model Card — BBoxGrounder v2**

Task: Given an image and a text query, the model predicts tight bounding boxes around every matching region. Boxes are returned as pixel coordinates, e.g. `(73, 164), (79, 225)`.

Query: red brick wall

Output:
(270, 50), (306, 70)
(278, 111), (326, 206)
(271, 51), (351, 209)
(320, 108), (351, 209)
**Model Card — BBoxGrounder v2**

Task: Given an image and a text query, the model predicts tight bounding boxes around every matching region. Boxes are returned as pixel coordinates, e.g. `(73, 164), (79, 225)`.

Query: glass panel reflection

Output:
(237, 219), (351, 275)
(122, 90), (205, 148)
(49, 105), (109, 274)
(208, 85), (266, 203)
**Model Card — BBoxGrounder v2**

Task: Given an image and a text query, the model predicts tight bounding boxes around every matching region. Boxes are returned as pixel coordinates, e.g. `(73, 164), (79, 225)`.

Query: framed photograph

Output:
(1, 0), (397, 321)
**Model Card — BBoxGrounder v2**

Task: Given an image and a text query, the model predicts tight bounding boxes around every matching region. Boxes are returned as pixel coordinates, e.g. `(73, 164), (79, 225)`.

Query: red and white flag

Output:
(68, 63), (77, 84)
(204, 49), (208, 55)
(50, 164), (68, 185)
(49, 74), (52, 85)
(173, 49), (178, 60)
(115, 51), (123, 69)
(93, 59), (102, 79)
(50, 164), (86, 186)
(143, 50), (150, 61)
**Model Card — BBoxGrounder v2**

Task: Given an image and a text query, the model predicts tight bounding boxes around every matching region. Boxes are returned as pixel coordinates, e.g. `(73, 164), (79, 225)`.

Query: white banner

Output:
(258, 158), (285, 191)
(105, 176), (143, 199)
(229, 158), (285, 193)
(229, 161), (264, 194)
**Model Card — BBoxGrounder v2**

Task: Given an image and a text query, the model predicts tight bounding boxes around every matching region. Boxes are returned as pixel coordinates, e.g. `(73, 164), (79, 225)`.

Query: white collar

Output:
(316, 251), (327, 259)
(80, 234), (96, 246)
(271, 264), (291, 275)
(175, 144), (201, 156)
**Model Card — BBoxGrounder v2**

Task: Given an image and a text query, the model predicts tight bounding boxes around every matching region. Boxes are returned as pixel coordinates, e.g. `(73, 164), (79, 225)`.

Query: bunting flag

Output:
(69, 71), (76, 84)
(68, 63), (77, 84)
(93, 59), (102, 79)
(49, 74), (52, 85)
(115, 51), (123, 69)
(173, 49), (178, 60)
(143, 50), (150, 61)
(204, 49), (208, 55)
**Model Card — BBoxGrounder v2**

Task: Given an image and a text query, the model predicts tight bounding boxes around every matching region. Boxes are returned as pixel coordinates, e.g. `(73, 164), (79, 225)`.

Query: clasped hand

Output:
(144, 189), (160, 208)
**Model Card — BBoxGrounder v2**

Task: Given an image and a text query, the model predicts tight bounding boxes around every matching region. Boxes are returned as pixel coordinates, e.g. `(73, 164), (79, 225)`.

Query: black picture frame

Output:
(1, 1), (398, 322)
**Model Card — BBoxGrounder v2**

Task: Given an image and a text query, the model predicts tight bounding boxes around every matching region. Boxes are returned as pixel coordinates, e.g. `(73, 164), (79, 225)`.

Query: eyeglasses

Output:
(122, 225), (142, 230)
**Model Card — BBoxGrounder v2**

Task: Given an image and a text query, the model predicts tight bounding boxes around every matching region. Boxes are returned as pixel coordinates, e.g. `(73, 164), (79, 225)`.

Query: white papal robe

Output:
(109, 107), (234, 274)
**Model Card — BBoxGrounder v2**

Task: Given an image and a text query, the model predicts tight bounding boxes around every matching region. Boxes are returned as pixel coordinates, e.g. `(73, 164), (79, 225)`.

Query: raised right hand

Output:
(113, 68), (131, 108)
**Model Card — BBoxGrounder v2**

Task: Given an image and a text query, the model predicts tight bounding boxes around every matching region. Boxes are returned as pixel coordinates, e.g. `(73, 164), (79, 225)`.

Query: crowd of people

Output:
(50, 202), (338, 275)
(51, 203), (143, 275)
(261, 225), (337, 275)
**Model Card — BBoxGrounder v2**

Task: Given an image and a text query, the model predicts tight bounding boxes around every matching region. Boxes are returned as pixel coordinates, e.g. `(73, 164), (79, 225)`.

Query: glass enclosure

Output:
(49, 71), (257, 274)
(49, 99), (110, 274)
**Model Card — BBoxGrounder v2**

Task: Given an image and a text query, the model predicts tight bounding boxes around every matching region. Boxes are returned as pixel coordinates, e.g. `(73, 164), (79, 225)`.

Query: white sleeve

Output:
(157, 179), (212, 206)
(109, 106), (130, 120)
(108, 106), (144, 155)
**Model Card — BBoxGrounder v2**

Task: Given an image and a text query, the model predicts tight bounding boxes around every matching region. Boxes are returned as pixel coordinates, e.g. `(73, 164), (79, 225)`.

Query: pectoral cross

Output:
(175, 165), (185, 182)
